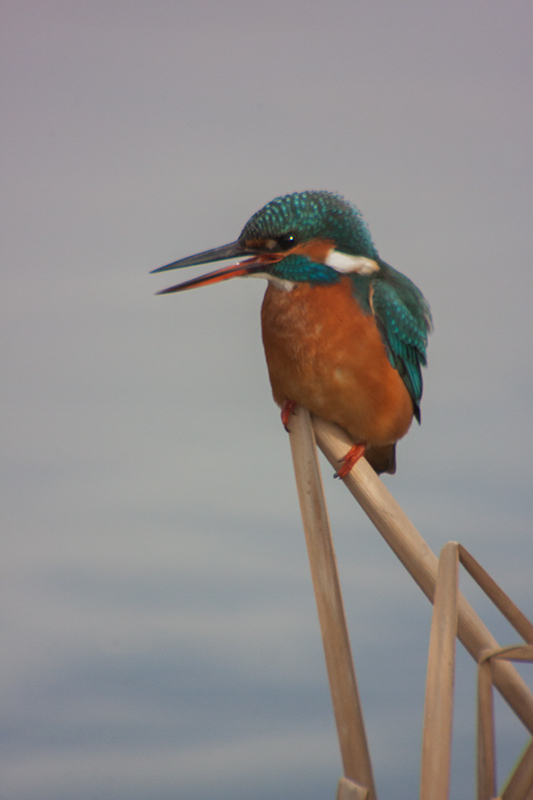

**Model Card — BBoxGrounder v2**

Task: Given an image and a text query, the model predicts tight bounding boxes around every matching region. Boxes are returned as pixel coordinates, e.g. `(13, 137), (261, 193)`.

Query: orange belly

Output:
(261, 278), (414, 448)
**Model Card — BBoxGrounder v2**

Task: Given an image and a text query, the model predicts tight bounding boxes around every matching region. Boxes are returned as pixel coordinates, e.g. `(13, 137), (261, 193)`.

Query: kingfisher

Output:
(152, 191), (432, 476)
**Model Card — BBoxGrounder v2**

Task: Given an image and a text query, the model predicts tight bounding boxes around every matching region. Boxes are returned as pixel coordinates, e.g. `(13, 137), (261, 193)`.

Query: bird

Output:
(152, 191), (432, 476)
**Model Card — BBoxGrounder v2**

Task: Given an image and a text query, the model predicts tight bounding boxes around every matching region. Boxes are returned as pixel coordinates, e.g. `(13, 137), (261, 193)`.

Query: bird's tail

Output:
(365, 444), (396, 474)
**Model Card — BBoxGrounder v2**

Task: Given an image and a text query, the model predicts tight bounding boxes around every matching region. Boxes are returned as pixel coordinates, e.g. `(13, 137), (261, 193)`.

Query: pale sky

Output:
(2, 2), (532, 799)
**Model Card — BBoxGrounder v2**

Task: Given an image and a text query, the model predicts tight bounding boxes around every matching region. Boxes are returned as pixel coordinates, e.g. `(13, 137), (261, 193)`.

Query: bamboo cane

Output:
(337, 775), (370, 800)
(288, 407), (376, 798)
(477, 650), (497, 800)
(312, 417), (533, 733)
(458, 546), (533, 644)
(502, 737), (533, 800)
(420, 542), (459, 800)
(477, 645), (533, 800)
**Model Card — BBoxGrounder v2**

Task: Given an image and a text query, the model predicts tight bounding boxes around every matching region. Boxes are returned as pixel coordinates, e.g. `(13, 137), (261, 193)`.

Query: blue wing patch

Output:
(370, 262), (432, 421)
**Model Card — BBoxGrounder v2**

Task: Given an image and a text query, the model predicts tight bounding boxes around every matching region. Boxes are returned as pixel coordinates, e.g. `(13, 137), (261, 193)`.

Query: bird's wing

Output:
(370, 264), (432, 421)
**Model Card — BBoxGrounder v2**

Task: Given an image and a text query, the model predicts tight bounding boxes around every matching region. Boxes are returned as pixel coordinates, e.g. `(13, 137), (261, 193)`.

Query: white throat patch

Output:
(245, 271), (295, 292)
(325, 249), (379, 276)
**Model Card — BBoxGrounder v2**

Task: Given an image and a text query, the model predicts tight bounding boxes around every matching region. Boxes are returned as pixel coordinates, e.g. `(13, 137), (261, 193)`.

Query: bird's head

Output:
(152, 191), (381, 294)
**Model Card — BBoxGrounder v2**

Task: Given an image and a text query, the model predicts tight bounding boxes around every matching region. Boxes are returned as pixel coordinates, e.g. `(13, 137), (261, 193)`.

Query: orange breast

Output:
(260, 277), (414, 447)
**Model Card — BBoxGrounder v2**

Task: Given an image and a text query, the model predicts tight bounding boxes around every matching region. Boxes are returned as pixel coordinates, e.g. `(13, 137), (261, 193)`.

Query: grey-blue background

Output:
(2, 1), (532, 798)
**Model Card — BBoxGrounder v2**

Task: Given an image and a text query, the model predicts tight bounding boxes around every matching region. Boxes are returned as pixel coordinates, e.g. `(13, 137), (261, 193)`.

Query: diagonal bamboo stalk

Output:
(502, 737), (533, 800)
(458, 546), (533, 644)
(312, 417), (533, 734)
(420, 541), (459, 800)
(288, 407), (376, 799)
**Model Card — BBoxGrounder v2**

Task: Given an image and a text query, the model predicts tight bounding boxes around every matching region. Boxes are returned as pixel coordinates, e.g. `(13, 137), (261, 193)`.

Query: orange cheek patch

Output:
(291, 238), (334, 263)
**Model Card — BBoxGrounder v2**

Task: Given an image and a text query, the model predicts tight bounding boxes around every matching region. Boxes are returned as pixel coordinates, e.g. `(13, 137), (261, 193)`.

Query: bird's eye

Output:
(276, 233), (297, 251)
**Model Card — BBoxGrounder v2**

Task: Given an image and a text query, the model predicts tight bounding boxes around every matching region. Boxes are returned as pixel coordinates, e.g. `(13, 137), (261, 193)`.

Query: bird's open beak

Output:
(151, 241), (281, 295)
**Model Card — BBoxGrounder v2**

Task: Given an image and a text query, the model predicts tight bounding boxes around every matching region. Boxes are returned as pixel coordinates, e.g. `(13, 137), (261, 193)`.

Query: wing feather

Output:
(369, 262), (432, 421)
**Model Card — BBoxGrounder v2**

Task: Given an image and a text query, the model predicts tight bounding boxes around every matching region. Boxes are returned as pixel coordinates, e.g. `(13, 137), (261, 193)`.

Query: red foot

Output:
(334, 443), (366, 479)
(281, 399), (297, 431)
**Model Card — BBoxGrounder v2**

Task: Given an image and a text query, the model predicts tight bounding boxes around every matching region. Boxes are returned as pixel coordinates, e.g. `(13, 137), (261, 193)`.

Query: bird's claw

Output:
(281, 400), (297, 431)
(334, 443), (366, 479)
